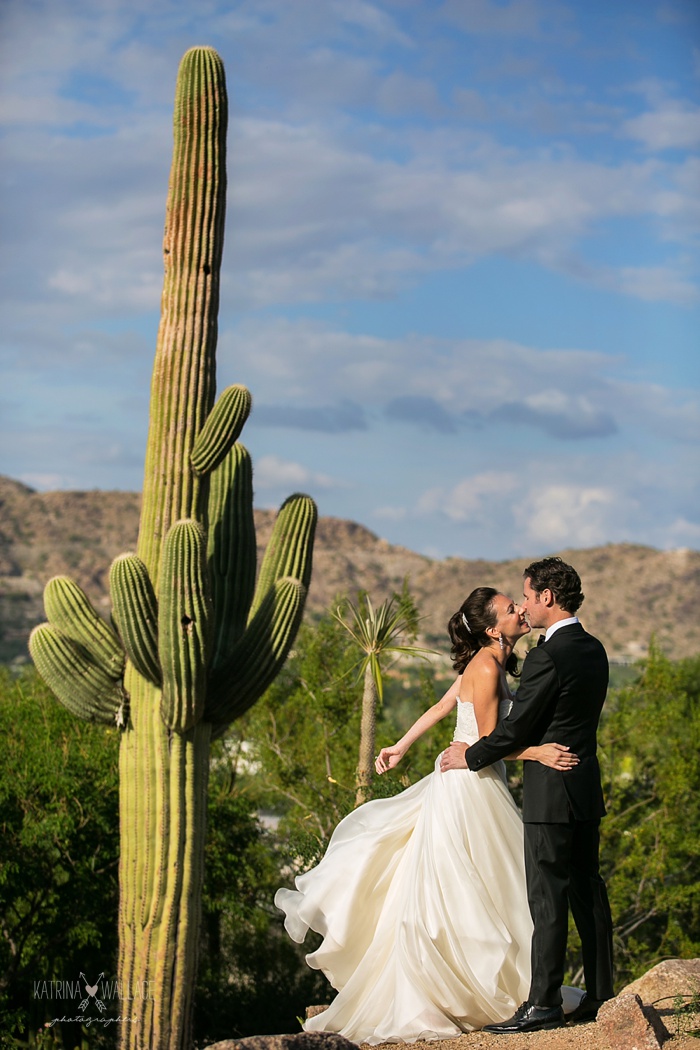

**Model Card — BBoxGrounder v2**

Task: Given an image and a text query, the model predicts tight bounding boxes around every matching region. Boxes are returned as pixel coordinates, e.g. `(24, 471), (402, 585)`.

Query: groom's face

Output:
(521, 577), (545, 628)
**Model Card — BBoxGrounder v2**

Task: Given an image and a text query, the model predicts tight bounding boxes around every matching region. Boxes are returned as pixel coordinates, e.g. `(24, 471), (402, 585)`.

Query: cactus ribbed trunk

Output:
(30, 46), (316, 1050)
(119, 693), (211, 1048)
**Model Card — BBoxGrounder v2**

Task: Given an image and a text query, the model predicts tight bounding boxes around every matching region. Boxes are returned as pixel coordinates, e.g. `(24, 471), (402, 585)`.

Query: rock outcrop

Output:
(205, 1036), (356, 1050)
(596, 993), (669, 1049)
(620, 958), (700, 1013)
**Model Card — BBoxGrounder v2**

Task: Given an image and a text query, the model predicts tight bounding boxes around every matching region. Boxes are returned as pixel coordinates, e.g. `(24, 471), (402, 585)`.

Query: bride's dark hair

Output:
(448, 586), (520, 677)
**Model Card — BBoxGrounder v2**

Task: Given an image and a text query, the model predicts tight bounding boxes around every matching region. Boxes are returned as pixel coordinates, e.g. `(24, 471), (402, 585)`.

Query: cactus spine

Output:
(30, 47), (316, 1050)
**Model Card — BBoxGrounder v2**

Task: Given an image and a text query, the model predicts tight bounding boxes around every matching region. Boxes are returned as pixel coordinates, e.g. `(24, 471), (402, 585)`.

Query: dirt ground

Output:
(359, 1006), (700, 1050)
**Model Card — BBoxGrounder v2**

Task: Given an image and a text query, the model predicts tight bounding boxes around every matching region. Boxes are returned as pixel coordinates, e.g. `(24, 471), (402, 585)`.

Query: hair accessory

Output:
(461, 613), (471, 633)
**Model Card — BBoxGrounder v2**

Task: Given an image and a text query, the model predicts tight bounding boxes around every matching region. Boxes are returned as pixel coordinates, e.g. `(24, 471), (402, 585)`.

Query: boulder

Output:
(305, 1006), (330, 1019)
(204, 1035), (356, 1050)
(620, 958), (700, 1013)
(596, 994), (669, 1050)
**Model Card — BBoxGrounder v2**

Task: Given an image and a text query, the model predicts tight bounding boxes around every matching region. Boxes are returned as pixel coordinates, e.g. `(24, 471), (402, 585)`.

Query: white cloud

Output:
(665, 517), (700, 545)
(222, 318), (699, 445)
(616, 264), (699, 305)
(513, 484), (619, 548)
(366, 440), (699, 559)
(440, 0), (551, 39)
(8, 112), (683, 328)
(623, 104), (700, 151)
(377, 71), (441, 117)
(20, 472), (79, 492)
(333, 0), (414, 47)
(254, 454), (336, 490)
(47, 262), (162, 310)
(223, 117), (698, 306)
(417, 472), (519, 525)
(373, 505), (407, 521)
(3, 36), (698, 337)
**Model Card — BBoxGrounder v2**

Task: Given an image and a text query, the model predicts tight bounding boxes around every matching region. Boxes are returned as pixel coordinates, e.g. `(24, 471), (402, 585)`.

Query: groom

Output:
(441, 556), (614, 1033)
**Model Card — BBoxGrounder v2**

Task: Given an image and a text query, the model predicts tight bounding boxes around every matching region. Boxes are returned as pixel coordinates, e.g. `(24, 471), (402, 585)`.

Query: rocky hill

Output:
(1, 474), (697, 664)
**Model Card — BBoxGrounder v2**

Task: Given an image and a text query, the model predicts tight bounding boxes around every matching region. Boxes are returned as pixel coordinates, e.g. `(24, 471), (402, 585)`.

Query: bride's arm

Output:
(506, 743), (579, 770)
(375, 675), (461, 774)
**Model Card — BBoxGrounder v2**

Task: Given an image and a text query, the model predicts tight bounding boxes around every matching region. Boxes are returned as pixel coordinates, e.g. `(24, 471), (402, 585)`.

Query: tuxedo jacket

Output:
(465, 623), (608, 823)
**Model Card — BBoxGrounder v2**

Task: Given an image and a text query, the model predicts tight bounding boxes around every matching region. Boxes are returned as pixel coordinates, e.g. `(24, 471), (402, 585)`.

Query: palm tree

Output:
(334, 584), (433, 806)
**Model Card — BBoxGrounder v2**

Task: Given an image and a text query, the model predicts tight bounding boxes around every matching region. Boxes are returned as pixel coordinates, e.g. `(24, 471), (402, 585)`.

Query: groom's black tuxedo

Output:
(466, 623), (607, 822)
(464, 622), (614, 1008)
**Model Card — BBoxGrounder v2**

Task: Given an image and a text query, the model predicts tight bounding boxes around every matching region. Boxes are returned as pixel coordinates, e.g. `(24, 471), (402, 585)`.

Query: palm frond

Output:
(332, 588), (436, 703)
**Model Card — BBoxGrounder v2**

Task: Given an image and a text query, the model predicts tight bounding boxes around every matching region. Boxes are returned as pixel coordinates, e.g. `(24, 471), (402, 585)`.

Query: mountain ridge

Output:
(1, 474), (696, 663)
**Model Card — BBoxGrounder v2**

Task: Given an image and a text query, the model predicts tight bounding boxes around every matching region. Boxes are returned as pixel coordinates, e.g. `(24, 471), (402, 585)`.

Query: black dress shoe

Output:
(567, 993), (607, 1024)
(483, 1001), (565, 1033)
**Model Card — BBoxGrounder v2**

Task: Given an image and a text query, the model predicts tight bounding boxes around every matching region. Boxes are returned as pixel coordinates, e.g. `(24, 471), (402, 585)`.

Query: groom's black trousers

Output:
(524, 816), (614, 1007)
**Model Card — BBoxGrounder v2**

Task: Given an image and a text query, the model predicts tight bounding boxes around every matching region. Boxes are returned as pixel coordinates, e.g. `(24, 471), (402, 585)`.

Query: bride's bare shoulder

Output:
(463, 649), (500, 681)
(460, 651), (500, 702)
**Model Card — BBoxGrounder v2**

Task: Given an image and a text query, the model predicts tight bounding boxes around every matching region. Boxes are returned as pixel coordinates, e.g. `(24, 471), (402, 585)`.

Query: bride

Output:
(274, 586), (584, 1043)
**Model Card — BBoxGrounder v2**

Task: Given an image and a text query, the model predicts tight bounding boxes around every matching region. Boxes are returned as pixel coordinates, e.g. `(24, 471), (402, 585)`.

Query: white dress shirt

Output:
(544, 616), (579, 642)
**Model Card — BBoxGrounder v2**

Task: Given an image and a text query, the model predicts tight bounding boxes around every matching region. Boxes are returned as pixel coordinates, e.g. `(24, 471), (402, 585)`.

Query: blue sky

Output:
(1, 0), (698, 560)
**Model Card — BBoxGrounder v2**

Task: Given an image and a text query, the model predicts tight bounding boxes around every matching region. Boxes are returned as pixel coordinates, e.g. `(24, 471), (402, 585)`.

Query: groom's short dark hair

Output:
(523, 557), (584, 614)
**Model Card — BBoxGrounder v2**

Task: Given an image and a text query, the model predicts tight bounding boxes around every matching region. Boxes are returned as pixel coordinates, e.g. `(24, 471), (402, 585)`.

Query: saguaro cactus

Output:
(29, 47), (316, 1050)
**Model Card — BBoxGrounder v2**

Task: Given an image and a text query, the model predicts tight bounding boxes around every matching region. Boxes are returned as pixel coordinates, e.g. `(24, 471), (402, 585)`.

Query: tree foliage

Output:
(596, 645), (700, 986)
(0, 666), (120, 1048)
(4, 634), (698, 1043)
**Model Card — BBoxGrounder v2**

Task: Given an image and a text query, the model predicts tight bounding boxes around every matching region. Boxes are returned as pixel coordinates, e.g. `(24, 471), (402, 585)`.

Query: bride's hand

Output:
(375, 746), (405, 775)
(535, 743), (579, 770)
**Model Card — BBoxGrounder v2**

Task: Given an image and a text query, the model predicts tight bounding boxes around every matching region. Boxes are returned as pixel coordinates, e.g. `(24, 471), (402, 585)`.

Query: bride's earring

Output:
(498, 635), (505, 651)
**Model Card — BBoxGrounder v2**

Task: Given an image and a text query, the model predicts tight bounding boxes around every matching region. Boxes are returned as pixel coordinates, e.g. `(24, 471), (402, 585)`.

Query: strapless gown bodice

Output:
(453, 696), (513, 746)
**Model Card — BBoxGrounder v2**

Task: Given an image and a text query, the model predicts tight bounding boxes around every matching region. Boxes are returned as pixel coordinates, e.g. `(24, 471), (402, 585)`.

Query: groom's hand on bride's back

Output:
(440, 742), (469, 772)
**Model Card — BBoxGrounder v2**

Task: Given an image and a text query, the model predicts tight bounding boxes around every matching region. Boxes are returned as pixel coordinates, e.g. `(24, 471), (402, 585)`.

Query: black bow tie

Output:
(537, 634), (546, 646)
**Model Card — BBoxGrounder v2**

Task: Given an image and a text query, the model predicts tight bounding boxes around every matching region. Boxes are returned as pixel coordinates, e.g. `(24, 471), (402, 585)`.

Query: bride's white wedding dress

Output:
(275, 695), (583, 1044)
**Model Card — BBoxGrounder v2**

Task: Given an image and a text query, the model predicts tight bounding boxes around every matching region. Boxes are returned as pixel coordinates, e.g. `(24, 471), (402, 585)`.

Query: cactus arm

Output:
(207, 577), (306, 733)
(29, 624), (126, 725)
(206, 443), (256, 666)
(109, 554), (161, 686)
(190, 384), (252, 476)
(44, 575), (125, 679)
(158, 520), (211, 731)
(248, 494), (317, 618)
(138, 47), (228, 576)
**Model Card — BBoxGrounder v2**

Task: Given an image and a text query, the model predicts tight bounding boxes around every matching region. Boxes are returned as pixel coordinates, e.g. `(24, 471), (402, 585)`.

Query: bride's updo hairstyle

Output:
(448, 586), (520, 677)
